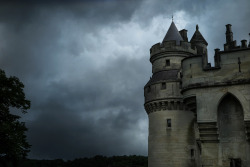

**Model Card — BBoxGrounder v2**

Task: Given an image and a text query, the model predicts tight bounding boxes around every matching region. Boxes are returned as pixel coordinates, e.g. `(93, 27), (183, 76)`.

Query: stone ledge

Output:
(198, 122), (219, 143)
(181, 79), (250, 93)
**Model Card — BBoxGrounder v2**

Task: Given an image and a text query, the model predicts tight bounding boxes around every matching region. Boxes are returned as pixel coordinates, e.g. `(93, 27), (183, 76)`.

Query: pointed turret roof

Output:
(190, 25), (208, 45)
(162, 21), (183, 44)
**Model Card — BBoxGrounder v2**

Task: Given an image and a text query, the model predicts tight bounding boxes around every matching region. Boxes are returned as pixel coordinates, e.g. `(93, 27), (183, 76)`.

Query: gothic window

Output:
(167, 119), (171, 128)
(166, 59), (170, 66)
(218, 94), (245, 166)
(218, 94), (244, 142)
(161, 82), (166, 89)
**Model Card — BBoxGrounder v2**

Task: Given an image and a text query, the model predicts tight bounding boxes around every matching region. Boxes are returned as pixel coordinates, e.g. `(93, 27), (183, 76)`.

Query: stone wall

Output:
(148, 110), (196, 167)
(181, 49), (250, 91)
(181, 48), (250, 166)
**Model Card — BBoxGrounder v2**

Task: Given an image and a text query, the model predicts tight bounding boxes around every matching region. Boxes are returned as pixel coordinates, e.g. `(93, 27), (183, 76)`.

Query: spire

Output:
(190, 24), (208, 45)
(162, 21), (183, 44)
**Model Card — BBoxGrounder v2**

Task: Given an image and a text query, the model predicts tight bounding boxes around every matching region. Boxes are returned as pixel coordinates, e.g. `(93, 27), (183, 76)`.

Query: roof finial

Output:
(172, 14), (174, 22)
(196, 24), (199, 31)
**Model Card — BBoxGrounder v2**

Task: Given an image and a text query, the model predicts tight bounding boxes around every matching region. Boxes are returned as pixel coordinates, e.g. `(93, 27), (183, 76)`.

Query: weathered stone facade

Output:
(144, 21), (250, 167)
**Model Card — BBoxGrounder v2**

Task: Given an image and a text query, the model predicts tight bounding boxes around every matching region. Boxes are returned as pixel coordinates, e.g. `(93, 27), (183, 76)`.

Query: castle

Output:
(144, 20), (250, 167)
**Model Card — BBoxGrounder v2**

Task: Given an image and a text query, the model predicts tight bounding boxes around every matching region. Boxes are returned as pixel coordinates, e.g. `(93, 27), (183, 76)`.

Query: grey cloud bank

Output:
(0, 0), (249, 160)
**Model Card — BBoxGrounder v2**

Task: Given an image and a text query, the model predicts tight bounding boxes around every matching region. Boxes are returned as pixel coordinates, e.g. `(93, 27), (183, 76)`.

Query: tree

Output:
(0, 69), (31, 167)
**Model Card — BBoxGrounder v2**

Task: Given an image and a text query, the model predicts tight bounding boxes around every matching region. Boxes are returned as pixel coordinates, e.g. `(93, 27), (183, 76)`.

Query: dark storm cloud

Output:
(135, 0), (250, 63)
(26, 56), (148, 159)
(0, 0), (142, 26)
(0, 0), (144, 79)
(0, 0), (148, 160)
(0, 0), (249, 160)
(187, 0), (250, 63)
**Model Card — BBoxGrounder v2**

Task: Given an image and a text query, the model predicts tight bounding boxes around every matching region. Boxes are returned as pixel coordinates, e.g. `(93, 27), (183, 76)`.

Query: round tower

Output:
(144, 21), (197, 167)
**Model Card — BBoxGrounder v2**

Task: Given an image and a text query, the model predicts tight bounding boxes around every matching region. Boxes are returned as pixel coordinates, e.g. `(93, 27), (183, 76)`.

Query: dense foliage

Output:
(17, 155), (147, 167)
(0, 69), (31, 166)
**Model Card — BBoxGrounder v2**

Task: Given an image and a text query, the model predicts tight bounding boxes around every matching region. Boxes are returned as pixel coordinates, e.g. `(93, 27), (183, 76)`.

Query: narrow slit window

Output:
(167, 119), (171, 128)
(191, 149), (194, 158)
(161, 82), (166, 89)
(166, 59), (170, 66)
(238, 57), (241, 72)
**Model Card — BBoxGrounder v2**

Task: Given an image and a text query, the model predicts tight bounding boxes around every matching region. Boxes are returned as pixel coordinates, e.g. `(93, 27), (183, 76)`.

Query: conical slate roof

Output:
(162, 21), (183, 44)
(190, 25), (208, 45)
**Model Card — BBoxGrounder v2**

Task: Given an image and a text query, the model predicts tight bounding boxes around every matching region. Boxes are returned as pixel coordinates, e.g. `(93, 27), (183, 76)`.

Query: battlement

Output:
(150, 40), (197, 57)
(181, 48), (250, 92)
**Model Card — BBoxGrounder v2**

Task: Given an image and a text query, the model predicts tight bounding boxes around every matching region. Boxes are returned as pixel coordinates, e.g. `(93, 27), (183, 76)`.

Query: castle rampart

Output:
(144, 21), (250, 167)
(181, 48), (250, 92)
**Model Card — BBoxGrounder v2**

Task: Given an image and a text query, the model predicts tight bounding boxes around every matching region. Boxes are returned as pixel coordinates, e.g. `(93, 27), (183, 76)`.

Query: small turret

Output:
(190, 24), (209, 69)
(190, 25), (208, 45)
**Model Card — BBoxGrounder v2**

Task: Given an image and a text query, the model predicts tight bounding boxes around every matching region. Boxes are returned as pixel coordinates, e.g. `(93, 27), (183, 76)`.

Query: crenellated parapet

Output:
(144, 99), (185, 114)
(181, 24), (250, 93)
(181, 48), (250, 93)
(150, 41), (197, 59)
(149, 41), (197, 74)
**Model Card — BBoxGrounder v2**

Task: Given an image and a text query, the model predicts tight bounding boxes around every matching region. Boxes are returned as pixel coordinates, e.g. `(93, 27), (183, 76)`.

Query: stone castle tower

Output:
(144, 21), (250, 167)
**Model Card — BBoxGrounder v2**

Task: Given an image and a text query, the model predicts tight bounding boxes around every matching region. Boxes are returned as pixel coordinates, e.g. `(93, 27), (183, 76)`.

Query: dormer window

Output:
(166, 59), (170, 66)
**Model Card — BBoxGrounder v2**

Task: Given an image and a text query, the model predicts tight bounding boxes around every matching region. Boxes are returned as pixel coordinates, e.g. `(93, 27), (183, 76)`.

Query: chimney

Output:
(179, 29), (188, 42)
(215, 48), (220, 54)
(214, 48), (221, 67)
(225, 24), (233, 44)
(241, 40), (247, 48)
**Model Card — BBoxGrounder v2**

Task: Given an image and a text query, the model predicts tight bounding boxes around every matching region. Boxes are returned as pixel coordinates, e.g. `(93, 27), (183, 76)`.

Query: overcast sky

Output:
(0, 0), (249, 160)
